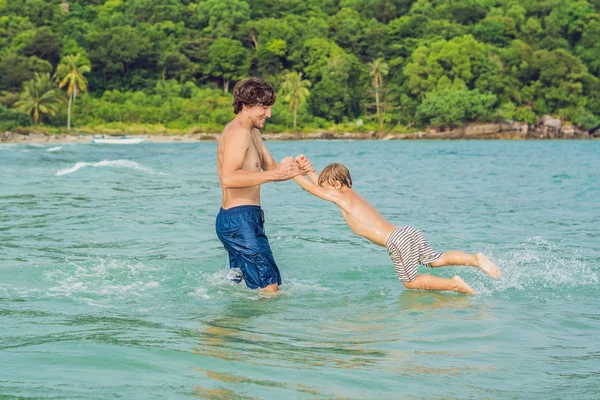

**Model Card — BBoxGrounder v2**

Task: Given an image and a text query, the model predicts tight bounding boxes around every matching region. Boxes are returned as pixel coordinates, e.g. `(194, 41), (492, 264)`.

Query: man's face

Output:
(247, 104), (272, 129)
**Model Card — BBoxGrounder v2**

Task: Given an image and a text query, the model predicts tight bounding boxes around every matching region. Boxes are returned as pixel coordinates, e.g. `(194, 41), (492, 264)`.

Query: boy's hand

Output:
(273, 157), (301, 181)
(295, 154), (315, 174)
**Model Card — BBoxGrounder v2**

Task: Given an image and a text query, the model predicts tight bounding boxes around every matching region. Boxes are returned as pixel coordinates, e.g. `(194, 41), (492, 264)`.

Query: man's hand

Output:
(273, 157), (301, 181)
(295, 154), (315, 174)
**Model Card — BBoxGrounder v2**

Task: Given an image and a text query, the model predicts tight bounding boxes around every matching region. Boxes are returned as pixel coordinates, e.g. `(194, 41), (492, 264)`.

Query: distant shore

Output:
(2, 121), (598, 144)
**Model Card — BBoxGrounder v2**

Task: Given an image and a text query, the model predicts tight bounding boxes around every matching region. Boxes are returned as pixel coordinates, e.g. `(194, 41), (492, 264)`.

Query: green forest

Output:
(2, 0), (600, 134)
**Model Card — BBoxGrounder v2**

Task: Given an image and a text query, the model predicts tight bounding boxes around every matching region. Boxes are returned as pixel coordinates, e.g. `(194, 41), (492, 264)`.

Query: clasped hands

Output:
(276, 154), (314, 181)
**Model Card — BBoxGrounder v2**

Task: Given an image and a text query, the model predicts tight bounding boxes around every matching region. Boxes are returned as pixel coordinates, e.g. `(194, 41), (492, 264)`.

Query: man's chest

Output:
(244, 137), (263, 171)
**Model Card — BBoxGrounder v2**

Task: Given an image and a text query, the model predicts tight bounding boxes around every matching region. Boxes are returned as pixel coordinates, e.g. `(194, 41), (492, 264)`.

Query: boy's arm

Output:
(293, 175), (341, 204)
(306, 170), (319, 184)
(295, 154), (319, 184)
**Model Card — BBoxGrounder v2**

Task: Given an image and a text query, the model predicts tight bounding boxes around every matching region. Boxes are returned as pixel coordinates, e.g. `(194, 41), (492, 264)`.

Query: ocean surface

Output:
(0, 140), (598, 399)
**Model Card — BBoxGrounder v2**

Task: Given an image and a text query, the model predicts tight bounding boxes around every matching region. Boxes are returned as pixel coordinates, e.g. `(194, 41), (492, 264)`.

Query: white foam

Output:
(39, 257), (162, 305)
(188, 287), (212, 300)
(56, 159), (155, 176)
(46, 146), (62, 152)
(205, 268), (243, 287)
(285, 278), (336, 294)
(475, 236), (598, 296)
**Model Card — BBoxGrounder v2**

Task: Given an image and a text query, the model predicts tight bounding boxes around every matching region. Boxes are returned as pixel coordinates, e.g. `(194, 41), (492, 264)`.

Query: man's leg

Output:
(429, 251), (500, 279)
(262, 283), (279, 292)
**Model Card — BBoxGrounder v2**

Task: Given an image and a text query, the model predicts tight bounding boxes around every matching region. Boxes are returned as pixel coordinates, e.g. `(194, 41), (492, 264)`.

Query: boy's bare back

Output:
(294, 167), (397, 246)
(334, 189), (398, 246)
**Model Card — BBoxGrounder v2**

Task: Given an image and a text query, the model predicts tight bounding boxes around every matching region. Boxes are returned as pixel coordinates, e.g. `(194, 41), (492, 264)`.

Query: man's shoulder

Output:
(221, 122), (252, 142)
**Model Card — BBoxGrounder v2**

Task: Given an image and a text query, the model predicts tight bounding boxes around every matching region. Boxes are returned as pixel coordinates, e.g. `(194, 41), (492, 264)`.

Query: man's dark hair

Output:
(232, 78), (277, 114)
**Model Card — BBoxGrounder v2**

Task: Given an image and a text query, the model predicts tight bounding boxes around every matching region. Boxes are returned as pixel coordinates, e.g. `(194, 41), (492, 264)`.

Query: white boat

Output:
(92, 136), (147, 144)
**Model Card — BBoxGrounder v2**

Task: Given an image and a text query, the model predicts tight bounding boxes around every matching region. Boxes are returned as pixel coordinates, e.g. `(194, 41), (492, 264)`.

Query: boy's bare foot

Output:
(476, 253), (501, 279)
(452, 276), (476, 294)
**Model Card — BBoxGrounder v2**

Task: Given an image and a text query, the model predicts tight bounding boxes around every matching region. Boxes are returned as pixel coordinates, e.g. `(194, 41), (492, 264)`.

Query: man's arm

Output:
(220, 129), (298, 189)
(259, 136), (278, 171)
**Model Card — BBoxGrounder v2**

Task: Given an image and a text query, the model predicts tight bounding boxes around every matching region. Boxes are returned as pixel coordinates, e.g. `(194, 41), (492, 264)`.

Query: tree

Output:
(87, 24), (152, 89)
(473, 16), (517, 46)
(577, 19), (600, 76)
(21, 26), (63, 65)
(0, 106), (31, 131)
(206, 38), (249, 93)
(416, 88), (497, 128)
(0, 53), (52, 92)
(528, 48), (588, 114)
(56, 54), (91, 130)
(328, 8), (365, 53)
(546, 1), (596, 47)
(404, 35), (499, 100)
(197, 0), (250, 38)
(369, 58), (389, 129)
(14, 73), (63, 124)
(281, 71), (311, 130)
(299, 38), (344, 81)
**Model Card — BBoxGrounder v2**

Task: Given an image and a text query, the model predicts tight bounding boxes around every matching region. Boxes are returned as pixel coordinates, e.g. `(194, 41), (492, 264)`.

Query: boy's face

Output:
(320, 180), (342, 190)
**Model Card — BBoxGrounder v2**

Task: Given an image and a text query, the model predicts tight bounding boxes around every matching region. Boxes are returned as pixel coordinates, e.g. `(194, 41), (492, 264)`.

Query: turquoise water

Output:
(1, 140), (598, 399)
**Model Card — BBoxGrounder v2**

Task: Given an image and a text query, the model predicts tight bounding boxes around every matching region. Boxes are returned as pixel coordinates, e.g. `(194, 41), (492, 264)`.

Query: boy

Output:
(293, 156), (500, 294)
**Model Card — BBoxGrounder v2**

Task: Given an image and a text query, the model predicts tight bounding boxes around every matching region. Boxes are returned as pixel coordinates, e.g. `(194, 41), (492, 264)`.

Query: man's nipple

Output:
(256, 162), (260, 168)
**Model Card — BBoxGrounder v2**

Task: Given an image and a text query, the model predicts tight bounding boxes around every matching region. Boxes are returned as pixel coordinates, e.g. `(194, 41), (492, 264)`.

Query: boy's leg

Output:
(429, 251), (478, 267)
(429, 251), (500, 279)
(403, 274), (475, 294)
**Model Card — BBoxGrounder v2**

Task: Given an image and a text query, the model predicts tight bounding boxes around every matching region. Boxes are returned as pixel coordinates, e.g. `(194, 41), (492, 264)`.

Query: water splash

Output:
(40, 257), (161, 305)
(477, 236), (598, 296)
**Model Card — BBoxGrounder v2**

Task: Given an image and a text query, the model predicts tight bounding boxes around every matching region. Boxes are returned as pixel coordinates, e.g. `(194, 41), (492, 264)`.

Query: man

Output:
(216, 77), (302, 293)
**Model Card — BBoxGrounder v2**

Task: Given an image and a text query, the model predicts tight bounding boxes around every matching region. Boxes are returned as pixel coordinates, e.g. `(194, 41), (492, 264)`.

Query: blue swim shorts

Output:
(215, 205), (282, 289)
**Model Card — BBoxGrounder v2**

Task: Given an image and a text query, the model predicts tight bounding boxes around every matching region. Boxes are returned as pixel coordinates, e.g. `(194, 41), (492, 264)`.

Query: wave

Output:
(46, 146), (63, 152)
(56, 159), (155, 176)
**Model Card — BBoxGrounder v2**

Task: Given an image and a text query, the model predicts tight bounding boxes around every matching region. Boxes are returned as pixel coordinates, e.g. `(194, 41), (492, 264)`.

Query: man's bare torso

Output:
(217, 121), (265, 209)
(336, 190), (398, 247)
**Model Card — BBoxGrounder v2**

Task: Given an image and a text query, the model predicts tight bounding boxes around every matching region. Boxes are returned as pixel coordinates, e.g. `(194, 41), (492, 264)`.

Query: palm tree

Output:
(281, 71), (311, 130)
(14, 73), (63, 125)
(368, 58), (389, 129)
(56, 54), (91, 131)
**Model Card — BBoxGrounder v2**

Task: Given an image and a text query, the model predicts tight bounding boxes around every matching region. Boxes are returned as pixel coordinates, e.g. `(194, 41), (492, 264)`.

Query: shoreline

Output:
(2, 121), (598, 144)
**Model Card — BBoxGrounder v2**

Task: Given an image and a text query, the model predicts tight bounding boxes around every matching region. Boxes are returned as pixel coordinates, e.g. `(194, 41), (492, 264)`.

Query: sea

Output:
(1, 140), (598, 399)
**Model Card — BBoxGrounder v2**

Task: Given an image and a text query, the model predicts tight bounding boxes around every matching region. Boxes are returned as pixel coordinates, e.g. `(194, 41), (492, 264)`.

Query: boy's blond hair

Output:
(318, 163), (352, 188)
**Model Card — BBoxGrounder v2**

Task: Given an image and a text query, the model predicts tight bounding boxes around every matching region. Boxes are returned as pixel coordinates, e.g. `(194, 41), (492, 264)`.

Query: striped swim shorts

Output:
(385, 226), (442, 282)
